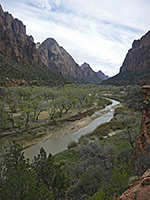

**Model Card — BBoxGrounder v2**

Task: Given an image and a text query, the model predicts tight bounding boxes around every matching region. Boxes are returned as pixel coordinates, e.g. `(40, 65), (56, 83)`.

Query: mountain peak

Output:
(97, 70), (109, 80)
(40, 38), (58, 48)
(81, 62), (91, 69)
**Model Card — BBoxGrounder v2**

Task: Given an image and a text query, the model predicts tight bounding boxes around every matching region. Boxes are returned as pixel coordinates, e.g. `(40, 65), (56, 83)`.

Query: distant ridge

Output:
(38, 39), (101, 83)
(97, 70), (109, 80)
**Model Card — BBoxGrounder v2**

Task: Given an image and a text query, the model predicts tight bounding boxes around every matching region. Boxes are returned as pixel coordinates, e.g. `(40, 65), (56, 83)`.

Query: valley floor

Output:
(16, 105), (112, 149)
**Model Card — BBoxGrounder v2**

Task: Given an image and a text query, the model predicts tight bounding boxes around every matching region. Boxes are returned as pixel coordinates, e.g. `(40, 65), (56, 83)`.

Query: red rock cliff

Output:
(135, 85), (150, 159)
(120, 31), (150, 73)
(0, 4), (39, 65)
(118, 86), (150, 200)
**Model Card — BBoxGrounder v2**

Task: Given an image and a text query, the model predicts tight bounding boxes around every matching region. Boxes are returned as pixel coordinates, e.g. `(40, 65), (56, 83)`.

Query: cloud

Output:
(1, 0), (149, 76)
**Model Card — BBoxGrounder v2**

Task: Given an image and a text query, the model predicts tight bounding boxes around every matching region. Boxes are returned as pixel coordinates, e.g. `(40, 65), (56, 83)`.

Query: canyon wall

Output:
(0, 4), (40, 65)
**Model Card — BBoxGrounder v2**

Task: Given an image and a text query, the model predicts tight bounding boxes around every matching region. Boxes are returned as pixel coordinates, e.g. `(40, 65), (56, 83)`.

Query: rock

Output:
(97, 70), (109, 80)
(39, 38), (83, 77)
(135, 86), (150, 174)
(102, 31), (150, 85)
(118, 168), (150, 200)
(39, 39), (101, 82)
(81, 62), (98, 78)
(135, 85), (150, 158)
(0, 4), (39, 65)
(119, 86), (150, 200)
(120, 31), (150, 73)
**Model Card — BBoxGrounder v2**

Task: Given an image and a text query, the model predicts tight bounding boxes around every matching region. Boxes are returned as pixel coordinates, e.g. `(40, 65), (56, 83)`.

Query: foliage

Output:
(0, 143), (68, 200)
(0, 55), (68, 86)
(67, 141), (135, 199)
(0, 84), (110, 134)
(90, 120), (124, 137)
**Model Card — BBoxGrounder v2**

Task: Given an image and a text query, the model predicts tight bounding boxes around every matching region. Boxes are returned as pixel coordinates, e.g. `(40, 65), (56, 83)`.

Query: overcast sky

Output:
(0, 0), (150, 76)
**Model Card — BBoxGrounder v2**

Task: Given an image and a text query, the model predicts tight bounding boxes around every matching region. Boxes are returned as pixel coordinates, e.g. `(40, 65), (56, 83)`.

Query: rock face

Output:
(135, 85), (150, 174)
(120, 31), (150, 73)
(0, 4), (39, 65)
(81, 62), (99, 78)
(97, 70), (109, 80)
(118, 168), (150, 200)
(118, 86), (150, 200)
(103, 31), (150, 85)
(39, 39), (100, 82)
(39, 38), (83, 77)
(136, 85), (150, 158)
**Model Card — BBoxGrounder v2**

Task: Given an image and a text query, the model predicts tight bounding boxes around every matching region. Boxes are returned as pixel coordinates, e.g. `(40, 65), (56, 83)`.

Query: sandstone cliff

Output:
(81, 62), (98, 78)
(118, 85), (150, 200)
(120, 31), (150, 73)
(38, 38), (83, 77)
(97, 70), (109, 80)
(135, 85), (150, 175)
(39, 39), (101, 82)
(0, 4), (39, 65)
(102, 31), (150, 85)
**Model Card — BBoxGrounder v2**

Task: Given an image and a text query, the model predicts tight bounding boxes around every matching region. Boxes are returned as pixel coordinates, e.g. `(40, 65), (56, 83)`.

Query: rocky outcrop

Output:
(0, 4), (39, 65)
(97, 70), (109, 80)
(135, 85), (150, 158)
(135, 85), (150, 174)
(118, 168), (150, 200)
(118, 86), (150, 200)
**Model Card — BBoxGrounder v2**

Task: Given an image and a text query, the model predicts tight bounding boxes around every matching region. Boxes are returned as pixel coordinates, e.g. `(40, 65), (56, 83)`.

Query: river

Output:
(24, 99), (120, 159)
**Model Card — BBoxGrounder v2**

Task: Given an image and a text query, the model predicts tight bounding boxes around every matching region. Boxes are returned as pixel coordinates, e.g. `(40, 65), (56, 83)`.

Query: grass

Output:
(100, 132), (131, 152)
(54, 149), (80, 166)
(79, 105), (140, 153)
(88, 120), (125, 138)
(96, 98), (112, 107)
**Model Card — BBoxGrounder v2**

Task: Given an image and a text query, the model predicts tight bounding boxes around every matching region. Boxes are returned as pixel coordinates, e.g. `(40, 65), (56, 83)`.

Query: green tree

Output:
(0, 143), (38, 200)
(32, 148), (68, 199)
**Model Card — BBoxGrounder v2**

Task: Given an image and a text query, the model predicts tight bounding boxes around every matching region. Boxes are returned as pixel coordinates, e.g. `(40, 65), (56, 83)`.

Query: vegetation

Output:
(0, 55), (68, 86)
(102, 69), (150, 85)
(0, 143), (68, 200)
(52, 85), (143, 199)
(0, 84), (146, 199)
(0, 84), (111, 145)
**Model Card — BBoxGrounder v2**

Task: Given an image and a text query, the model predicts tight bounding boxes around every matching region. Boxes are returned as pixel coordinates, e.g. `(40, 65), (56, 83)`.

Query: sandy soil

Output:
(103, 129), (124, 139)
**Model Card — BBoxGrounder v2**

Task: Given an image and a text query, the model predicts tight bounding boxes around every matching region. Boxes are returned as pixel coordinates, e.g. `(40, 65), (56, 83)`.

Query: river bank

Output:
(23, 99), (120, 159)
(21, 105), (112, 149)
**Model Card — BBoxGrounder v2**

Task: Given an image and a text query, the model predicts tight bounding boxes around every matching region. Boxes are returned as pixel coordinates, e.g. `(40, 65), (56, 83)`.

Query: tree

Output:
(0, 143), (68, 200)
(0, 143), (38, 200)
(3, 89), (19, 130)
(32, 148), (68, 200)
(0, 102), (8, 132)
(48, 100), (58, 120)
